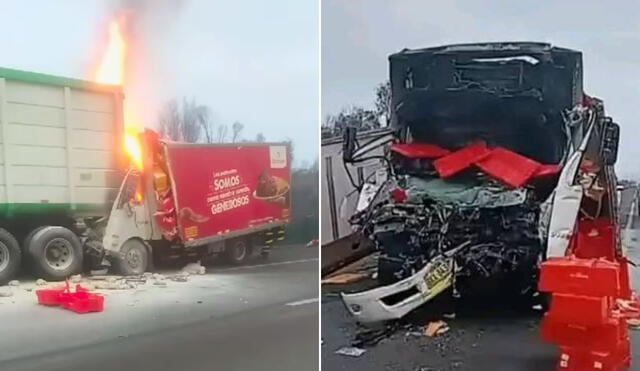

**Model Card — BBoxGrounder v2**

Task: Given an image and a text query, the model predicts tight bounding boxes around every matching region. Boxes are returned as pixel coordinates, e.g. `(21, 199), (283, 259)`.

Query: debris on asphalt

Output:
(335, 346), (366, 357)
(168, 274), (190, 282)
(70, 274), (82, 283)
(35, 279), (47, 286)
(322, 273), (368, 285)
(152, 273), (166, 281)
(182, 261), (205, 275)
(0, 287), (13, 297)
(8, 280), (20, 286)
(352, 322), (401, 347)
(153, 281), (168, 287)
(90, 269), (108, 276)
(425, 321), (450, 337)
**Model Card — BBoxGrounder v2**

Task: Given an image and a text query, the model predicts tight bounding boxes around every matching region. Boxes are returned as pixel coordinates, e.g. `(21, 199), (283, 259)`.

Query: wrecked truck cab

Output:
(340, 42), (593, 323)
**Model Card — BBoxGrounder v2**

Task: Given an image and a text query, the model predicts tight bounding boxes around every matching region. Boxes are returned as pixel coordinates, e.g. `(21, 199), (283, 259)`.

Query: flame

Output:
(95, 19), (126, 85)
(95, 14), (143, 170)
(124, 127), (143, 170)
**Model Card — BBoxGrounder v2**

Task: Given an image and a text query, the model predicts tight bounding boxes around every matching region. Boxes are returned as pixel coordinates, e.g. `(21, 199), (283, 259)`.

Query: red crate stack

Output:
(539, 257), (630, 370)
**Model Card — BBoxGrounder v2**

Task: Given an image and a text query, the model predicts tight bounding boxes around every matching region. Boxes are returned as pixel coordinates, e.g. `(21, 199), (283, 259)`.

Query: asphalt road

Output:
(321, 234), (640, 371)
(0, 245), (319, 371)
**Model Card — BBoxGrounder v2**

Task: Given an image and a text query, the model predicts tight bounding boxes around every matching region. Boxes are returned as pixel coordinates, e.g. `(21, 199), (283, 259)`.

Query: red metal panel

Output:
(433, 142), (491, 178)
(165, 144), (291, 243)
(475, 147), (541, 188)
(389, 143), (450, 159)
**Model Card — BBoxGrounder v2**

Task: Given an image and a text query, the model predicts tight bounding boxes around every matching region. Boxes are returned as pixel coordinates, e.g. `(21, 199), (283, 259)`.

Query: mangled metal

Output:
(340, 43), (612, 323)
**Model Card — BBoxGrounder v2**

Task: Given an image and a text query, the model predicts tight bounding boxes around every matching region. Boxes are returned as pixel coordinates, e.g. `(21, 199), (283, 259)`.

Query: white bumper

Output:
(341, 257), (454, 323)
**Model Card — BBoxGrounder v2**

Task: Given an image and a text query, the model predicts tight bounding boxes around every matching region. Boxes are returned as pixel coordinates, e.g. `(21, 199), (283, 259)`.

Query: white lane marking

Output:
(286, 298), (319, 307)
(218, 258), (318, 272)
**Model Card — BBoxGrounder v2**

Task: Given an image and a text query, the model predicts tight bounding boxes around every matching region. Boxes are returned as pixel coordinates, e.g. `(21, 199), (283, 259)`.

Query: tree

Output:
(255, 133), (266, 142)
(231, 121), (244, 143)
(158, 98), (210, 143)
(374, 80), (391, 126)
(323, 105), (380, 138)
(217, 124), (228, 143)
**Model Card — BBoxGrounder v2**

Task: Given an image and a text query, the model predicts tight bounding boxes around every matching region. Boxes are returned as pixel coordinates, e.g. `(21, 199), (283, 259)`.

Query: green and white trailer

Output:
(0, 67), (125, 284)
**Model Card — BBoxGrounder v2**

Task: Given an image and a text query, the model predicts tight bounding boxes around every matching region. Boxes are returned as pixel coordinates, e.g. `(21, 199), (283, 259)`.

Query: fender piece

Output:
(341, 257), (453, 323)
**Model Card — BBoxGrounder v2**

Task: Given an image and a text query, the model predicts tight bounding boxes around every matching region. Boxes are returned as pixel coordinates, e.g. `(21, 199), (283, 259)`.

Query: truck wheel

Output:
(0, 228), (21, 285)
(26, 226), (83, 281)
(116, 239), (149, 275)
(224, 238), (249, 265)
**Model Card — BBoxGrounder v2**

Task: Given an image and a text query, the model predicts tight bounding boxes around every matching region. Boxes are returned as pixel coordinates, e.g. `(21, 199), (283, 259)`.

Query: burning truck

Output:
(0, 66), (290, 284)
(340, 42), (620, 323)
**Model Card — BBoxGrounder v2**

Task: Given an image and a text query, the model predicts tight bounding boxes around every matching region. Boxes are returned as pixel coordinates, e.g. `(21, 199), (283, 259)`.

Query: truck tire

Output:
(224, 238), (249, 265)
(115, 239), (149, 275)
(26, 226), (83, 281)
(0, 228), (21, 285)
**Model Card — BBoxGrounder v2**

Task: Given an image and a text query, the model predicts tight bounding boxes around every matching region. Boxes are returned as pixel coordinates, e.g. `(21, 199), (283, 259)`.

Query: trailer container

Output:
(0, 67), (124, 284)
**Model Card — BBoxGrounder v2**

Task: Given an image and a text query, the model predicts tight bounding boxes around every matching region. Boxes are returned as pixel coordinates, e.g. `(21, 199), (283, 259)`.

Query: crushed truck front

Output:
(341, 42), (606, 323)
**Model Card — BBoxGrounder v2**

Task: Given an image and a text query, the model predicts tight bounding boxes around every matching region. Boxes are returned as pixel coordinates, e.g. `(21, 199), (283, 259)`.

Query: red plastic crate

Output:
(541, 316), (627, 350)
(35, 286), (66, 306)
(61, 291), (104, 314)
(547, 294), (610, 327)
(558, 342), (630, 371)
(539, 258), (621, 297)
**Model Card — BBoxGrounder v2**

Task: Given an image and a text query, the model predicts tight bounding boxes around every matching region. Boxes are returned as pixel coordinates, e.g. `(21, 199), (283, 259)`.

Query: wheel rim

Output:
(0, 242), (9, 272)
(126, 247), (144, 270)
(233, 242), (247, 261)
(44, 238), (74, 270)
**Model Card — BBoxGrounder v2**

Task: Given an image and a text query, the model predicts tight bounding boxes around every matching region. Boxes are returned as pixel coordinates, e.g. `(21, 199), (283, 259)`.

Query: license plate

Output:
(425, 258), (453, 289)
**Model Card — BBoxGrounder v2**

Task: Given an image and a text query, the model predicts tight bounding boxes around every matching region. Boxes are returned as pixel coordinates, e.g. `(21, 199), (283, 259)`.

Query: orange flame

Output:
(96, 19), (126, 85)
(95, 15), (143, 170)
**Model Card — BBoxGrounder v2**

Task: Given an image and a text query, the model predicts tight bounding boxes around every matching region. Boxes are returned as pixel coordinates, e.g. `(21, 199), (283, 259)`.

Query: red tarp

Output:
(433, 142), (491, 178)
(390, 143), (450, 159)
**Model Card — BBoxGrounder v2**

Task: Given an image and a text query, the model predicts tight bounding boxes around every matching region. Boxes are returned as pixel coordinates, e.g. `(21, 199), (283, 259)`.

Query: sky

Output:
(0, 0), (319, 166)
(322, 0), (640, 178)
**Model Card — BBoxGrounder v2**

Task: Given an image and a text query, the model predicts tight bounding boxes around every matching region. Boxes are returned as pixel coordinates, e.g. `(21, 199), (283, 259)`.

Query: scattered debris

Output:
(353, 322), (401, 347)
(35, 279), (47, 286)
(196, 300), (203, 304)
(70, 274), (82, 283)
(532, 304), (543, 311)
(335, 346), (366, 357)
(153, 281), (168, 288)
(322, 273), (368, 285)
(90, 269), (108, 276)
(424, 321), (449, 337)
(181, 261), (205, 275)
(443, 313), (456, 320)
(25, 288), (33, 292)
(8, 280), (20, 286)
(152, 273), (166, 281)
(168, 274), (190, 282)
(0, 287), (13, 297)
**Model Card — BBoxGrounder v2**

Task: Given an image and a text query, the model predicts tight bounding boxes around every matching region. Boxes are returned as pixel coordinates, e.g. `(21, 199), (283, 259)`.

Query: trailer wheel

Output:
(26, 226), (83, 281)
(0, 228), (21, 285)
(224, 238), (249, 265)
(116, 239), (149, 275)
